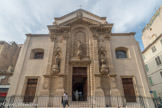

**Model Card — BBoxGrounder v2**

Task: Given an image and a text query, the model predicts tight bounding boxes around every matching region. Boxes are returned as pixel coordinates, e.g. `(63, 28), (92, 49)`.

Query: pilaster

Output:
(41, 38), (55, 96)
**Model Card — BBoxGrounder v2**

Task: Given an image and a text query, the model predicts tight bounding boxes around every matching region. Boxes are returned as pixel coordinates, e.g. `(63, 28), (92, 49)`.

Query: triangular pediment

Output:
(54, 9), (107, 26)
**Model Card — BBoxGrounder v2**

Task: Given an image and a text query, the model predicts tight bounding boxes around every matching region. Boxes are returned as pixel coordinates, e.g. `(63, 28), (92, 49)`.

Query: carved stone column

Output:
(109, 74), (123, 107)
(60, 35), (67, 75)
(94, 74), (104, 96)
(54, 32), (69, 95)
(55, 75), (65, 96)
(92, 34), (105, 96)
(92, 33), (105, 107)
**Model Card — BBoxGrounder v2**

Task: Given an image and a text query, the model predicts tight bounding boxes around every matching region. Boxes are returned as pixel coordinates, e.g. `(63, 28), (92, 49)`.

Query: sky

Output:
(0, 0), (162, 51)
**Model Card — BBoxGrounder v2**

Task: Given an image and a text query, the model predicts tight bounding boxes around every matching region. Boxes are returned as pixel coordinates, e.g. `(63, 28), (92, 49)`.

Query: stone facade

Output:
(7, 9), (154, 107)
(0, 41), (21, 103)
(0, 41), (21, 85)
(0, 41), (20, 71)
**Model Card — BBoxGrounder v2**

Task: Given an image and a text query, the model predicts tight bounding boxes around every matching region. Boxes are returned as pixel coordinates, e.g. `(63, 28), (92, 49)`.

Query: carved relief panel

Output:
(71, 27), (89, 59)
(73, 31), (86, 57)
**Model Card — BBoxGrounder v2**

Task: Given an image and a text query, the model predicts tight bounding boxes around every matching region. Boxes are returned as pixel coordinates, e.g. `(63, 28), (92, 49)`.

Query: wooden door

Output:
(122, 78), (136, 102)
(24, 79), (38, 103)
(83, 78), (87, 101)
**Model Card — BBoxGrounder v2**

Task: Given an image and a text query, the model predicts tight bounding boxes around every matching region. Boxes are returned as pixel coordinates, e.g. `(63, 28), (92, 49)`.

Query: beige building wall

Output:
(8, 35), (50, 96)
(111, 35), (151, 97)
(142, 5), (162, 48)
(142, 5), (162, 98)
(142, 35), (162, 97)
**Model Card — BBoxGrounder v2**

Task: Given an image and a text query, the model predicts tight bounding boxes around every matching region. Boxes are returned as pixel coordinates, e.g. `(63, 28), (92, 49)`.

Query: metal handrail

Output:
(0, 96), (158, 108)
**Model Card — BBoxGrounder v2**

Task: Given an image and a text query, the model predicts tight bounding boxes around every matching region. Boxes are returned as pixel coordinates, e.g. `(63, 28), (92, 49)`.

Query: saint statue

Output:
(77, 40), (82, 59)
(51, 47), (61, 75)
(99, 47), (109, 75)
(55, 53), (60, 67)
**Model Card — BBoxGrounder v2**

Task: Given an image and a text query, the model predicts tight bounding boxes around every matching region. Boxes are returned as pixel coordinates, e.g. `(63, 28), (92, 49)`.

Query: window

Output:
(122, 78), (136, 102)
(30, 48), (44, 59)
(34, 52), (44, 59)
(142, 55), (145, 60)
(145, 64), (149, 72)
(115, 47), (128, 58)
(153, 90), (158, 98)
(155, 56), (161, 65)
(148, 77), (153, 86)
(116, 50), (127, 58)
(151, 46), (156, 53)
(24, 79), (38, 103)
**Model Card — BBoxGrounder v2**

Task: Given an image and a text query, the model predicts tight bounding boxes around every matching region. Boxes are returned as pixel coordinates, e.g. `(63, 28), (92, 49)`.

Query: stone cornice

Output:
(48, 25), (71, 32)
(26, 34), (49, 37)
(64, 18), (97, 26)
(48, 26), (71, 40)
(69, 57), (91, 66)
(111, 32), (136, 36)
(90, 24), (113, 33)
(0, 72), (13, 76)
(54, 9), (106, 21)
(142, 33), (162, 54)
(142, 6), (161, 32)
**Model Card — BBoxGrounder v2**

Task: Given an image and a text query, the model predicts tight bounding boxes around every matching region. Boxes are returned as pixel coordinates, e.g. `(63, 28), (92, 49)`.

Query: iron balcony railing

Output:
(0, 96), (160, 108)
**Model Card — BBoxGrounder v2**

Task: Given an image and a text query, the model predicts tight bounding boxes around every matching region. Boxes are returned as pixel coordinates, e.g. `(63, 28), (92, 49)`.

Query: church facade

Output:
(7, 9), (154, 107)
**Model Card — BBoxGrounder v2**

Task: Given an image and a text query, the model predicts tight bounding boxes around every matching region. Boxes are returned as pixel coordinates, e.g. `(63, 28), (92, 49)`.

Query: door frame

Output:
(120, 76), (139, 102)
(72, 67), (87, 101)
(21, 76), (40, 98)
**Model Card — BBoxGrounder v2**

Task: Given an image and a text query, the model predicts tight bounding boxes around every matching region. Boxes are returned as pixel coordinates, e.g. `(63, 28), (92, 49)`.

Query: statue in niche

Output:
(51, 47), (61, 75)
(55, 52), (60, 67)
(100, 52), (106, 65)
(99, 47), (109, 75)
(77, 40), (82, 59)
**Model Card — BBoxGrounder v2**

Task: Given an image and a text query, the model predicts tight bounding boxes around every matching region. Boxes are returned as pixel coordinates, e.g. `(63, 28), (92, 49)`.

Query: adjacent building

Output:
(0, 41), (21, 103)
(142, 5), (162, 98)
(7, 9), (153, 107)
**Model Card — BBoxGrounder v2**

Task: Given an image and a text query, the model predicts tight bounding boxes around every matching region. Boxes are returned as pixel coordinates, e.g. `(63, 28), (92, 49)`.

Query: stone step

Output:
(6, 106), (144, 108)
